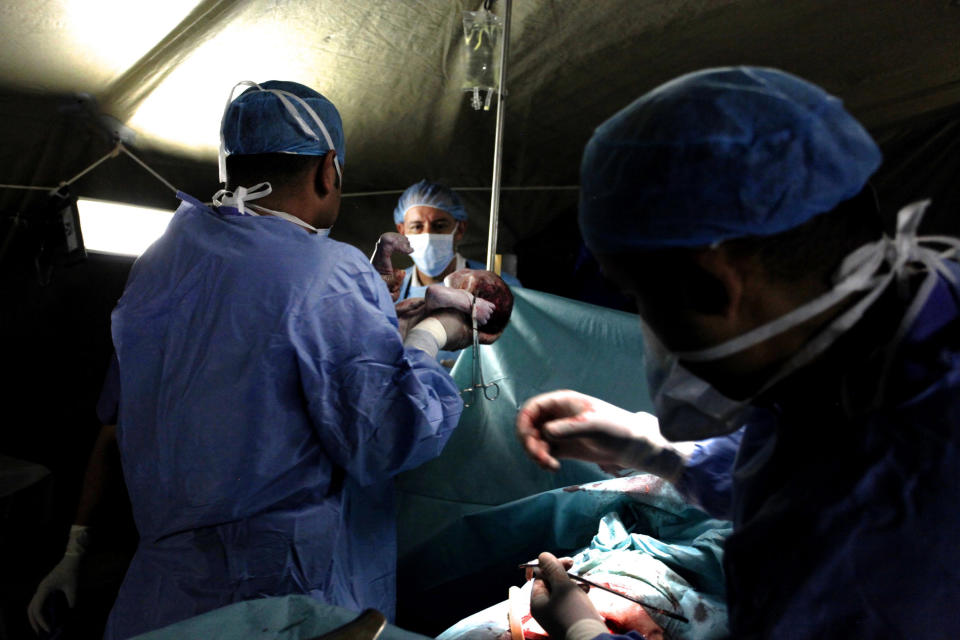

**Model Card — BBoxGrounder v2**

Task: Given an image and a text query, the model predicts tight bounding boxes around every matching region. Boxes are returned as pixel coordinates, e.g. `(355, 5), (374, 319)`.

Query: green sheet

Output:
(397, 287), (654, 555)
(395, 288), (660, 633)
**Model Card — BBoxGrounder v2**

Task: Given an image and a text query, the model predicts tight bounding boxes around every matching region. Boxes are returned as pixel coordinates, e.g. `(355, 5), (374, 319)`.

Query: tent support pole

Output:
(485, 0), (512, 272)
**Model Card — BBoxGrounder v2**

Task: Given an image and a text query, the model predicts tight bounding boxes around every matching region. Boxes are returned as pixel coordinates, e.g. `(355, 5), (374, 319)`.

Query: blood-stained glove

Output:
(530, 552), (608, 640)
(516, 390), (688, 482)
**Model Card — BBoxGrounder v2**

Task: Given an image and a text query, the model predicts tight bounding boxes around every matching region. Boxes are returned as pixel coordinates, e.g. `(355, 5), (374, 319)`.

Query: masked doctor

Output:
(517, 67), (960, 639)
(392, 179), (521, 364)
(104, 81), (471, 640)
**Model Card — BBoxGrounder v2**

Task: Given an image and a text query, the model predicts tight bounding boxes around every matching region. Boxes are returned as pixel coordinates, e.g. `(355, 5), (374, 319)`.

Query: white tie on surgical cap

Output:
(212, 182), (331, 236)
(674, 200), (960, 364)
(647, 200), (960, 441)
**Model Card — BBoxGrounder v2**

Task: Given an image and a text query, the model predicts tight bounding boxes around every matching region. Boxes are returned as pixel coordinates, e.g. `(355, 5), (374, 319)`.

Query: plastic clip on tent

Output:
(462, 8), (503, 110)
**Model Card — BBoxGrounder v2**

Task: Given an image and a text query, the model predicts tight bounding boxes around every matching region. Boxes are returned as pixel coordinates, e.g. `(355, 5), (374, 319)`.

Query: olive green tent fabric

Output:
(2, 1), (960, 256)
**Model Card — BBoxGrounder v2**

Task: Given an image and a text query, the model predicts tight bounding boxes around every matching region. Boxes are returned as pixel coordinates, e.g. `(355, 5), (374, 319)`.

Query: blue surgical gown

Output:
(397, 259), (522, 363)
(669, 266), (960, 638)
(104, 193), (463, 639)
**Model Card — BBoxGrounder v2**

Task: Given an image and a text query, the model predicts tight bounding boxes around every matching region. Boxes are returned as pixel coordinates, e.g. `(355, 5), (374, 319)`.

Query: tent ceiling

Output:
(1, 0), (959, 254)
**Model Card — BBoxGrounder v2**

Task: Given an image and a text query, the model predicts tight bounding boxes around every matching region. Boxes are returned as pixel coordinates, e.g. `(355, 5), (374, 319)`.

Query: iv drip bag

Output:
(462, 9), (503, 111)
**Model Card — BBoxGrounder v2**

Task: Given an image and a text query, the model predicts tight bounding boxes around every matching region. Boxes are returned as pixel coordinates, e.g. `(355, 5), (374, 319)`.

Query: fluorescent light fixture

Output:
(77, 198), (174, 257)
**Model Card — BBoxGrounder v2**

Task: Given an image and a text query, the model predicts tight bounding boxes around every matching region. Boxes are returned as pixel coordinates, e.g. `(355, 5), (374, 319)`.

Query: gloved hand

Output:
(427, 308), (474, 351)
(516, 390), (688, 482)
(530, 552), (606, 640)
(403, 309), (474, 357)
(27, 525), (90, 635)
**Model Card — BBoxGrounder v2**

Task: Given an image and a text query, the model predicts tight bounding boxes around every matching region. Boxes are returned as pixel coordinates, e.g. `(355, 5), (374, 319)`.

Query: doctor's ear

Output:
(314, 151), (339, 197)
(685, 248), (743, 318)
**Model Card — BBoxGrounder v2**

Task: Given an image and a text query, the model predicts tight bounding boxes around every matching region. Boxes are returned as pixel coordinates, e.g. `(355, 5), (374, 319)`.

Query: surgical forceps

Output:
(462, 297), (500, 407)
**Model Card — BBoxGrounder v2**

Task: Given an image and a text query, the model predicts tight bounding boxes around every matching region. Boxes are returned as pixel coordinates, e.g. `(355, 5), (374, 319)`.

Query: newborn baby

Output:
(370, 232), (515, 343)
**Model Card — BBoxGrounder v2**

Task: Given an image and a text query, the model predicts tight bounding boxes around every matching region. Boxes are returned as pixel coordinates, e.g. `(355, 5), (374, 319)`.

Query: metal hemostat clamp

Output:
(462, 296), (500, 408)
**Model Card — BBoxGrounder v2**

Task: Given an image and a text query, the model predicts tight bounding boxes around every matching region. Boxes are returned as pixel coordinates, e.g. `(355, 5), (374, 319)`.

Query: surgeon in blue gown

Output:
(104, 81), (471, 639)
(392, 180), (521, 365)
(516, 67), (960, 639)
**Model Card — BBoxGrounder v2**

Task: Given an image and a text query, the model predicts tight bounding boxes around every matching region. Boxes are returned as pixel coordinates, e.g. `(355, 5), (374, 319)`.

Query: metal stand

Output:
(485, 0), (512, 271)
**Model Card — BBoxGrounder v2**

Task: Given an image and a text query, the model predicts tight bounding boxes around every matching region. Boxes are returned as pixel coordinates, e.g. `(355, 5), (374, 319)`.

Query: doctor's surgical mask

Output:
(643, 200), (960, 441)
(407, 230), (457, 277)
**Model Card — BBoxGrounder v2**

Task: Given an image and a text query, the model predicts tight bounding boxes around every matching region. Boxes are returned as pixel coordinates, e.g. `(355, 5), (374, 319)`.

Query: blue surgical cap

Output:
(221, 80), (345, 165)
(393, 180), (468, 224)
(579, 66), (882, 254)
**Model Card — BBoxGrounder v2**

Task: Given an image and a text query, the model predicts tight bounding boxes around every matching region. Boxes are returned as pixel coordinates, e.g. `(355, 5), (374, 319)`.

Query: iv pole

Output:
(485, 0), (511, 271)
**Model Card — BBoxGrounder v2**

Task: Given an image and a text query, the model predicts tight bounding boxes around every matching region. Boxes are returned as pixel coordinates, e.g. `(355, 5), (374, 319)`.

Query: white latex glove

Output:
(403, 308), (474, 357)
(27, 525), (90, 635)
(530, 552), (607, 640)
(516, 390), (688, 482)
(430, 308), (474, 351)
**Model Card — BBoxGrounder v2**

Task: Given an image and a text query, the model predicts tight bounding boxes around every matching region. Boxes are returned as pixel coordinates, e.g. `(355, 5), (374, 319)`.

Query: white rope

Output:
(341, 185), (580, 198)
(0, 184), (58, 191)
(0, 141), (179, 196)
(118, 145), (179, 194)
(54, 141), (123, 192)
(456, 185), (580, 192)
(1, 141), (574, 200)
